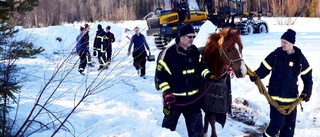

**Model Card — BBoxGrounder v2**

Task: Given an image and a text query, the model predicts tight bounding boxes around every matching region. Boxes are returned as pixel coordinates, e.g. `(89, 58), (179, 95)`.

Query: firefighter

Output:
(93, 24), (108, 70)
(156, 24), (214, 137)
(250, 29), (313, 137)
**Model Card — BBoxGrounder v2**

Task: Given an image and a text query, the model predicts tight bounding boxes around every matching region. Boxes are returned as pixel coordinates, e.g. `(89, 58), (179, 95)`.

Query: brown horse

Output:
(201, 27), (247, 137)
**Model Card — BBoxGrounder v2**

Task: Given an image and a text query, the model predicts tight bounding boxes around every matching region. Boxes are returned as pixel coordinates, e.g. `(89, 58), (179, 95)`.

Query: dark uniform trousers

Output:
(162, 100), (204, 137)
(106, 45), (112, 63)
(97, 49), (107, 69)
(78, 50), (87, 71)
(264, 105), (297, 137)
(133, 51), (147, 76)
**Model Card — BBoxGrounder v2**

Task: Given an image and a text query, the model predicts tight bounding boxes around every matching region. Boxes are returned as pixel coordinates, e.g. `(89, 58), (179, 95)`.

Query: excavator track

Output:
(154, 35), (172, 49)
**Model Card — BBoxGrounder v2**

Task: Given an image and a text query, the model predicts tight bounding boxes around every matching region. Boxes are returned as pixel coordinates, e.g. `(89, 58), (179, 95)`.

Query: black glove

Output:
(300, 93), (310, 102)
(163, 93), (175, 116)
(93, 50), (97, 57)
(249, 75), (257, 82)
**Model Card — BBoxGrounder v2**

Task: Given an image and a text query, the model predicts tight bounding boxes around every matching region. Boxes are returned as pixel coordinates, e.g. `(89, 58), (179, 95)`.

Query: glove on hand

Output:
(249, 75), (257, 82)
(300, 93), (310, 102)
(93, 50), (97, 57)
(163, 93), (175, 116)
(209, 75), (220, 81)
(164, 93), (175, 106)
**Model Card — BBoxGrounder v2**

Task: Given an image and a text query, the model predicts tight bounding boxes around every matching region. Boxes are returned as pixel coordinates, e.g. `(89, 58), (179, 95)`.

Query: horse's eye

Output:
(227, 48), (232, 52)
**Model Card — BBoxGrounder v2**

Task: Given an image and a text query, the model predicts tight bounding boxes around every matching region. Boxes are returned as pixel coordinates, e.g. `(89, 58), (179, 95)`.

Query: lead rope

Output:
(246, 64), (304, 115)
(175, 80), (215, 107)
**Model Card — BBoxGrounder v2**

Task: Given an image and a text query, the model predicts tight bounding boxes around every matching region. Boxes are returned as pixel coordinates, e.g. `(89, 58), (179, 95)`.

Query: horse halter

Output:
(219, 44), (244, 72)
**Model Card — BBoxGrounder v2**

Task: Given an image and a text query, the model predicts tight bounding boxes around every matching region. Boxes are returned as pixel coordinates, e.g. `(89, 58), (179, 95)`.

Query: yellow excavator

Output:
(145, 0), (269, 49)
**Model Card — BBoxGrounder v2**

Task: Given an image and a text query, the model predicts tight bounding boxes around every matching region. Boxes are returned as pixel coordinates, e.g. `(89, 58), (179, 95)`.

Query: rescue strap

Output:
(246, 64), (304, 115)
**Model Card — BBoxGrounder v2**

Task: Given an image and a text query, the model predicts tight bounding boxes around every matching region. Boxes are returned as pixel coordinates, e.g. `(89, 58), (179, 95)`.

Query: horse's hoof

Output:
(203, 133), (208, 137)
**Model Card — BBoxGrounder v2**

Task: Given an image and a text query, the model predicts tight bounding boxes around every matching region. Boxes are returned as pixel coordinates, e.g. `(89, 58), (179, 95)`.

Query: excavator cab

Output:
(162, 0), (200, 11)
(146, 0), (208, 49)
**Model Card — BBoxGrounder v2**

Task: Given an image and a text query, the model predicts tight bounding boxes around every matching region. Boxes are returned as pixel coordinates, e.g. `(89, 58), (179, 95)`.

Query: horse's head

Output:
(204, 27), (247, 78)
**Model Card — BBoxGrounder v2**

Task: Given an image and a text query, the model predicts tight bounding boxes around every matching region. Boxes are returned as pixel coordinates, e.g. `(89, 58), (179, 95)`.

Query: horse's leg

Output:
(203, 113), (209, 137)
(209, 113), (217, 137)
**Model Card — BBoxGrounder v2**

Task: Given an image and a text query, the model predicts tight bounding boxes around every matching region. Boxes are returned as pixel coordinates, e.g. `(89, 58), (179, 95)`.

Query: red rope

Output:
(175, 81), (215, 107)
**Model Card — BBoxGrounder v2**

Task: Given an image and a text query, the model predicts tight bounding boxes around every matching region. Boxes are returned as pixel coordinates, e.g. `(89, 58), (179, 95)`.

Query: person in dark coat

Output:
(177, 0), (189, 23)
(83, 24), (94, 67)
(76, 26), (89, 75)
(93, 24), (108, 70)
(127, 26), (151, 79)
(250, 29), (313, 137)
(156, 24), (214, 137)
(105, 26), (115, 65)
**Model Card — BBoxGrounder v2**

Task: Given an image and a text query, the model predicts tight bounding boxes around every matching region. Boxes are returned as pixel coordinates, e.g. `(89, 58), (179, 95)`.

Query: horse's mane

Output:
(206, 27), (242, 50)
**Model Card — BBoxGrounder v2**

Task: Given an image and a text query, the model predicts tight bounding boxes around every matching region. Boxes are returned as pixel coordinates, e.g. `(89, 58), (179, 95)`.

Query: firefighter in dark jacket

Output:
(93, 24), (108, 70)
(83, 24), (94, 67)
(156, 24), (213, 137)
(250, 29), (313, 137)
(105, 26), (115, 65)
(127, 26), (151, 79)
(177, 0), (189, 23)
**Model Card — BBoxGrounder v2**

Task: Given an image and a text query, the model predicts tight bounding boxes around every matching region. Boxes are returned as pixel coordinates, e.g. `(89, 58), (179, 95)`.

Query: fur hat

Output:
(281, 29), (296, 44)
(106, 26), (111, 30)
(97, 24), (102, 30)
(179, 24), (194, 37)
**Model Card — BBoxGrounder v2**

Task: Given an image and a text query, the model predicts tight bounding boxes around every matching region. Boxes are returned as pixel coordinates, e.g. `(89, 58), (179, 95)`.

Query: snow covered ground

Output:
(10, 17), (320, 137)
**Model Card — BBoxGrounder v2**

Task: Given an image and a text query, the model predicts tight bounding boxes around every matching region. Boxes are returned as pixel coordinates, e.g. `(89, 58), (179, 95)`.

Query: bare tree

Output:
(12, 24), (152, 136)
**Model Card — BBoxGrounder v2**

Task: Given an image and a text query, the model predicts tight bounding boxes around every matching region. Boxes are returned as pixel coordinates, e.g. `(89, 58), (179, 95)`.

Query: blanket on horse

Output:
(200, 75), (230, 127)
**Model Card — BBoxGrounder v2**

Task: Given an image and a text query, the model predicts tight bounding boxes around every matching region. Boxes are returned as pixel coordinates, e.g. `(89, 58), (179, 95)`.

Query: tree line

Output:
(20, 0), (320, 27)
(21, 0), (163, 27)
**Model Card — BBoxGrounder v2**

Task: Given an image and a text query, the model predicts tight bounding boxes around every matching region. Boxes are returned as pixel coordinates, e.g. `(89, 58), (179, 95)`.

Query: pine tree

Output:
(0, 0), (42, 136)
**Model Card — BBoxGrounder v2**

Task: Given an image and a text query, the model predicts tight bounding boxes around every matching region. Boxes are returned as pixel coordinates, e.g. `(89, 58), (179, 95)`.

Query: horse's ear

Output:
(218, 35), (224, 45)
(235, 28), (241, 35)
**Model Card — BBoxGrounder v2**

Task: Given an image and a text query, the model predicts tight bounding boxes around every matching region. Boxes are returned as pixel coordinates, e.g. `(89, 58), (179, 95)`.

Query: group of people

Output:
(76, 24), (115, 74)
(93, 24), (115, 71)
(156, 24), (313, 137)
(77, 21), (313, 137)
(76, 25), (151, 79)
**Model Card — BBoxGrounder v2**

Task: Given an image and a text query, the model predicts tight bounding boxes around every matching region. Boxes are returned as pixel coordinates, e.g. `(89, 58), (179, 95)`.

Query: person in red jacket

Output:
(105, 26), (115, 65)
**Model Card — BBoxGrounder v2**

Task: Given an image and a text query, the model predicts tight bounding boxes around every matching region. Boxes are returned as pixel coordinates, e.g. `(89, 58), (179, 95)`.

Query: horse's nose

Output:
(237, 71), (244, 78)
(235, 68), (247, 78)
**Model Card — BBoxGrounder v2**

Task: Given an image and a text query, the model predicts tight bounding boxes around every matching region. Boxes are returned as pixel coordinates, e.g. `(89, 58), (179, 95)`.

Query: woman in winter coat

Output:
(127, 26), (151, 79)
